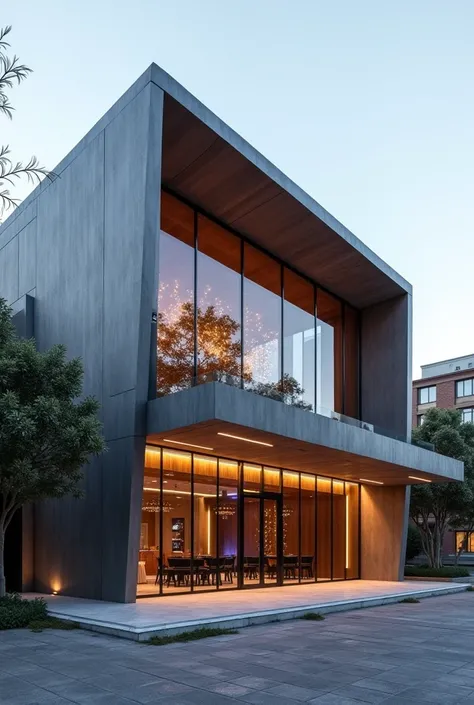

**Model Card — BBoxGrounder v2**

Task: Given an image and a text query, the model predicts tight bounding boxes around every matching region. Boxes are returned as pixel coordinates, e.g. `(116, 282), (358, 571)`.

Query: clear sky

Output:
(4, 0), (474, 378)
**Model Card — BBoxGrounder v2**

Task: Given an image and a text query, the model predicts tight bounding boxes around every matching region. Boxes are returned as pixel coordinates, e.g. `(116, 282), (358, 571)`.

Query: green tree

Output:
(405, 524), (423, 562)
(0, 299), (105, 597)
(156, 301), (312, 409)
(0, 25), (52, 220)
(410, 407), (474, 568)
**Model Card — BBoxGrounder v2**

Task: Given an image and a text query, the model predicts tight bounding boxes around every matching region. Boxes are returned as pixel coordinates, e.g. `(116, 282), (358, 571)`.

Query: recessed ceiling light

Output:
(217, 432), (273, 447)
(359, 478), (384, 485)
(163, 438), (214, 451)
(408, 475), (432, 483)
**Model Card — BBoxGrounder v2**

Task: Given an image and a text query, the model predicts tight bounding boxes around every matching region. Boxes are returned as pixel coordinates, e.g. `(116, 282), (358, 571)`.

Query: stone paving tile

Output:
(5, 592), (474, 704)
(204, 681), (254, 697)
(230, 675), (279, 690)
(351, 677), (409, 695)
(308, 694), (375, 705)
(263, 683), (324, 701)
(321, 684), (389, 703)
(238, 692), (306, 704)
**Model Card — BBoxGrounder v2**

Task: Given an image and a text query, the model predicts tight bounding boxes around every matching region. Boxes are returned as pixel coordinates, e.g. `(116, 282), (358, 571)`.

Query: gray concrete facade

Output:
(0, 64), (459, 602)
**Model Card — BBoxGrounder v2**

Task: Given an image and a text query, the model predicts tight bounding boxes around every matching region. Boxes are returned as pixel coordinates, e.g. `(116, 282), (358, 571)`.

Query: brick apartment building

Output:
(413, 353), (474, 555)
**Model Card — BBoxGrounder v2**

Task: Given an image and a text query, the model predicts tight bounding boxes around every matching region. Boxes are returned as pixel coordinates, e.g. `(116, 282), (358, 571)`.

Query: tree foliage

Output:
(0, 299), (105, 596)
(410, 407), (474, 568)
(0, 25), (53, 220)
(157, 301), (311, 408)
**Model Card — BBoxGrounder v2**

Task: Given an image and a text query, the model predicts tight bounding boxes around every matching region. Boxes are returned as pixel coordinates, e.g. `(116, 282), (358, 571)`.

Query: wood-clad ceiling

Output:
(161, 95), (408, 309)
(147, 420), (447, 487)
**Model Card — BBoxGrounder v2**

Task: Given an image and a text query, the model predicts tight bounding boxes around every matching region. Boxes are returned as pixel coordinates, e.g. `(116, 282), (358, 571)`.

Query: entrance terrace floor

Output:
(26, 580), (468, 641)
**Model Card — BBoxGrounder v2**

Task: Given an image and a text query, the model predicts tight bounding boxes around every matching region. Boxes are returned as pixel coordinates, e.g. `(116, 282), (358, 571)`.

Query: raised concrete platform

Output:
(26, 580), (469, 641)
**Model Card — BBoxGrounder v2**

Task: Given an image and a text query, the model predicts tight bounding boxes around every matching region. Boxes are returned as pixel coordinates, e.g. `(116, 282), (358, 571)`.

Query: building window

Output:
(461, 408), (474, 424)
(456, 379), (474, 399)
(157, 190), (360, 418)
(456, 531), (474, 553)
(417, 414), (425, 426)
(418, 386), (436, 404)
(138, 445), (361, 597)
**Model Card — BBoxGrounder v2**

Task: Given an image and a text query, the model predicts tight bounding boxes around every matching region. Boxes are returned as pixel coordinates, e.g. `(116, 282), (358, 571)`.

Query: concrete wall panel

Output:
(361, 294), (412, 439)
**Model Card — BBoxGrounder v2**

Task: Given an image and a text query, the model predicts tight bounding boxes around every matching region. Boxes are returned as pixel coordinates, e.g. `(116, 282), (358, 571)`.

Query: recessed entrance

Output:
(137, 445), (361, 597)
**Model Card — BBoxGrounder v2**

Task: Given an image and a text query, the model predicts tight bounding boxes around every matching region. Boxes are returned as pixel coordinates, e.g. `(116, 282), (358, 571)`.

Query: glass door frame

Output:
(238, 490), (283, 589)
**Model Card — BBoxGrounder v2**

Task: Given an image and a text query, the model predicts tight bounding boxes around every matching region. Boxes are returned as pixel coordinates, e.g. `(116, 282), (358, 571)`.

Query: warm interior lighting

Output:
(162, 450), (192, 460)
(163, 438), (214, 451)
(217, 432), (273, 447)
(408, 475), (432, 483)
(359, 478), (384, 485)
(207, 507), (211, 554)
(345, 494), (349, 570)
(144, 487), (216, 498)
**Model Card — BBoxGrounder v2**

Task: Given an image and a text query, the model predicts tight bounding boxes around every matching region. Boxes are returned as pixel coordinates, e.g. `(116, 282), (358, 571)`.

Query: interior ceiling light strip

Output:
(143, 487), (216, 498)
(162, 438), (214, 451)
(408, 475), (432, 483)
(217, 432), (273, 447)
(359, 478), (384, 485)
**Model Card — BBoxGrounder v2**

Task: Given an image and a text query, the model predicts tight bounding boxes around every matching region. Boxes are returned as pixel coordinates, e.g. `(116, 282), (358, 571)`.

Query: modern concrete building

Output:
(413, 354), (474, 556)
(1, 64), (463, 603)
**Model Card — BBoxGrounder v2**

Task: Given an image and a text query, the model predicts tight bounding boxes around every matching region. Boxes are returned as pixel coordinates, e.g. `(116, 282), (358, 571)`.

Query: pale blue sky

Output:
(4, 0), (474, 377)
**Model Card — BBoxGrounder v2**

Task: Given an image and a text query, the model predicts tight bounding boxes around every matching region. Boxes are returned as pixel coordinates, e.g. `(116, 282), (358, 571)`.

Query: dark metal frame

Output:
(138, 444), (362, 599)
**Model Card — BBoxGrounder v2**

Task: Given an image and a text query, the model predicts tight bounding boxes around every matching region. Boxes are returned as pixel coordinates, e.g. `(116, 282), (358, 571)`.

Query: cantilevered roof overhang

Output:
(151, 63), (411, 309)
(147, 384), (463, 486)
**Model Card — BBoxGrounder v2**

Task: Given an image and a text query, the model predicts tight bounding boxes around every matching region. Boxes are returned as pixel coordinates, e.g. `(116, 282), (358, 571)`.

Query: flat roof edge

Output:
(150, 63), (412, 297)
(147, 384), (461, 482)
(1, 63), (411, 297)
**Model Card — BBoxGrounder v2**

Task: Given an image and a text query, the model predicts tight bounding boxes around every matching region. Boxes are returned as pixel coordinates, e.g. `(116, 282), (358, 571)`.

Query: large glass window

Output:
(192, 455), (218, 591)
(457, 379), (474, 399)
(300, 474), (316, 582)
(138, 446), (360, 597)
(156, 191), (359, 419)
(316, 290), (343, 415)
(244, 244), (282, 394)
(197, 216), (242, 381)
(157, 193), (195, 395)
(283, 269), (315, 411)
(316, 477), (332, 581)
(217, 459), (238, 589)
(161, 449), (192, 594)
(283, 471), (299, 584)
(461, 408), (474, 424)
(418, 386), (436, 404)
(456, 531), (474, 553)
(332, 481), (346, 580)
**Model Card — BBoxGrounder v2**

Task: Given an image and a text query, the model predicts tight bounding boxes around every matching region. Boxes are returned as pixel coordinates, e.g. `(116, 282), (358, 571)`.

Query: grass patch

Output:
(399, 597), (420, 604)
(0, 593), (47, 630)
(405, 565), (470, 578)
(146, 626), (238, 646)
(300, 612), (325, 621)
(28, 617), (80, 633)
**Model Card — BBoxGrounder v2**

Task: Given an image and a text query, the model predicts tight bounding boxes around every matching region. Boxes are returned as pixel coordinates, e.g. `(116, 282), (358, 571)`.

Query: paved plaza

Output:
(34, 580), (467, 639)
(3, 592), (474, 703)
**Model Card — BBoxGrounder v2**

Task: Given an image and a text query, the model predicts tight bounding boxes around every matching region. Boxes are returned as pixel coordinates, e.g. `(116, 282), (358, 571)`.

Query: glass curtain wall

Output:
(158, 190), (359, 418)
(138, 445), (360, 597)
